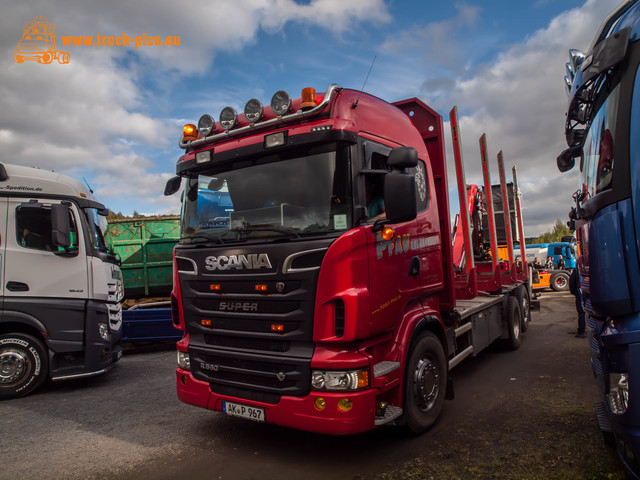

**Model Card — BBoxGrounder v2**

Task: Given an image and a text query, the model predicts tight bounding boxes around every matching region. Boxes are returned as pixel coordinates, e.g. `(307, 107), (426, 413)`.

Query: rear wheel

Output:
(503, 296), (522, 350)
(515, 285), (531, 332)
(402, 332), (447, 434)
(0, 333), (48, 399)
(551, 271), (570, 291)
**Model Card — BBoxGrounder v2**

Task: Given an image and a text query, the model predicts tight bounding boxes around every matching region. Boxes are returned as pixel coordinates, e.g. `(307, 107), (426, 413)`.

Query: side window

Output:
(581, 84), (619, 197)
(553, 246), (562, 255)
(363, 141), (430, 220)
(16, 205), (78, 253)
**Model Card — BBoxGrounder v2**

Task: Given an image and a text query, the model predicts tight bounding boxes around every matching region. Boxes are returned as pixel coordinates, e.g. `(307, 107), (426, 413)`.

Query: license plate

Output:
(222, 401), (265, 422)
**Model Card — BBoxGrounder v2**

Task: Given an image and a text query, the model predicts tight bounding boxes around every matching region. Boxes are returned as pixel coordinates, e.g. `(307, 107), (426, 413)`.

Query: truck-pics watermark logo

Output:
(14, 16), (181, 65)
(14, 17), (70, 64)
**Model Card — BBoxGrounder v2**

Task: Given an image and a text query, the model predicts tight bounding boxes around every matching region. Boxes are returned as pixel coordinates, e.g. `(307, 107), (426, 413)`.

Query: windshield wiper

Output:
(233, 225), (302, 239)
(181, 235), (224, 245)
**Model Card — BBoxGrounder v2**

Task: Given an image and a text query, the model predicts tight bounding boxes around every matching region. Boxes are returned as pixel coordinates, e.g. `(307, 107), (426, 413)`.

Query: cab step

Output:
(375, 405), (403, 426)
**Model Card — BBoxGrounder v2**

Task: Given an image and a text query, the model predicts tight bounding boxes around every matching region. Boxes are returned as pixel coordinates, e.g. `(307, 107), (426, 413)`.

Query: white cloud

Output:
(433, 0), (620, 236)
(1, 0), (391, 215)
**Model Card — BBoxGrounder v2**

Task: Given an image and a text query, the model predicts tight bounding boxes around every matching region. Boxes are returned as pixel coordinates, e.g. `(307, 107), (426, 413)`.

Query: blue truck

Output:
(514, 241), (577, 270)
(558, 0), (640, 475)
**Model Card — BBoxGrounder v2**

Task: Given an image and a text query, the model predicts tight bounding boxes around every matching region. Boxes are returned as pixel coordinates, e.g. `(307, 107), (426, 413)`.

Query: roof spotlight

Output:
(198, 114), (215, 136)
(244, 98), (264, 123)
(220, 107), (237, 130)
(270, 90), (292, 116)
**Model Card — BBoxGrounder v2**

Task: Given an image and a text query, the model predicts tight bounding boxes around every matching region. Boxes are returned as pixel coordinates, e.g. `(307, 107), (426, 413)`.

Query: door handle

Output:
(6, 281), (29, 292)
(409, 256), (420, 277)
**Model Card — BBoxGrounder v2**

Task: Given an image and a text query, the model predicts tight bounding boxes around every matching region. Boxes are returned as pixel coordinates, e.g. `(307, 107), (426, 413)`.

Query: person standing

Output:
(569, 268), (585, 338)
(557, 255), (566, 269)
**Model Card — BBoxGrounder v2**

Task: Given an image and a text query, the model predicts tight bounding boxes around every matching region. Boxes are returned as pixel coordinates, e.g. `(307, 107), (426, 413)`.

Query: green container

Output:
(106, 216), (180, 298)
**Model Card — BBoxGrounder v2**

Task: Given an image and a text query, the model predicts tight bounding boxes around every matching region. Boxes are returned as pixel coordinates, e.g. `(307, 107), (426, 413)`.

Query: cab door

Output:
(0, 197), (8, 313)
(4, 198), (88, 299)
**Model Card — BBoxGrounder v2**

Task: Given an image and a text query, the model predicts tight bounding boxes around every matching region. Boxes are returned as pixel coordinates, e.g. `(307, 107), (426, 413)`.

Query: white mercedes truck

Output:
(0, 163), (123, 398)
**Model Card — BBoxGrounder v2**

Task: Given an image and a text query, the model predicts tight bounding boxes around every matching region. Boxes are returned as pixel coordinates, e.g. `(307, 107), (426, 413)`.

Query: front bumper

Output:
(176, 368), (379, 435)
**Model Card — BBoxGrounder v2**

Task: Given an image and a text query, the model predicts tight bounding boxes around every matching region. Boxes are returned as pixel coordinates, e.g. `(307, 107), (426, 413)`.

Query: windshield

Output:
(181, 146), (352, 243)
(84, 208), (110, 252)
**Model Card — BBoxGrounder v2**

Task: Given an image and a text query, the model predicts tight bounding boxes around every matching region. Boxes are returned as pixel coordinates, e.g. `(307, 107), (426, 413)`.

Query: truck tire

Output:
(0, 333), (48, 399)
(515, 285), (531, 332)
(39, 52), (53, 64)
(503, 296), (522, 351)
(550, 271), (570, 291)
(402, 331), (447, 434)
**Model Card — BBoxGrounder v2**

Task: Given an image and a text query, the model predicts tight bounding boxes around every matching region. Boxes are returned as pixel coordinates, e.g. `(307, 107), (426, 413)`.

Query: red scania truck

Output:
(165, 85), (531, 434)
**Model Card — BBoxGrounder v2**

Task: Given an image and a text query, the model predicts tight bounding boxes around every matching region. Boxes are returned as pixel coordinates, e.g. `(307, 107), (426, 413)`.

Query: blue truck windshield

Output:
(181, 147), (352, 243)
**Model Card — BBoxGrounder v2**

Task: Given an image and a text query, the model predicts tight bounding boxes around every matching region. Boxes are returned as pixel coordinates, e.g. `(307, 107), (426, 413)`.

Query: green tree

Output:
(533, 219), (573, 244)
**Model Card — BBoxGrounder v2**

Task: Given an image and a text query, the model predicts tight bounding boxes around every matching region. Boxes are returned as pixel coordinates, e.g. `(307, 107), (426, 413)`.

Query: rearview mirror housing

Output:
(557, 145), (582, 173)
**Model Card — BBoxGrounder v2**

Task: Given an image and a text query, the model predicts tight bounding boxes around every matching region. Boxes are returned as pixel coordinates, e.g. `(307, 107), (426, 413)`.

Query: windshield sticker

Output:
(333, 214), (347, 230)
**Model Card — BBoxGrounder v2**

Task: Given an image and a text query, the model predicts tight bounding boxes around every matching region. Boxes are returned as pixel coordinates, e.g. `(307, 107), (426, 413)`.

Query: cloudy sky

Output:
(1, 0), (622, 236)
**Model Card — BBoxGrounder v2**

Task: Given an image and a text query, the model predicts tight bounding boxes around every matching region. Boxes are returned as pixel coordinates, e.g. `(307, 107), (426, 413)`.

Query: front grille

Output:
(178, 241), (331, 398)
(190, 346), (311, 396)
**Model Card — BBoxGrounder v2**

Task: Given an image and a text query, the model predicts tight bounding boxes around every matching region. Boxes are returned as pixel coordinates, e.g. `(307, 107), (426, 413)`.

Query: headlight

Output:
(219, 107), (237, 130)
(198, 114), (215, 136)
(270, 90), (291, 116)
(98, 323), (110, 341)
(607, 372), (629, 414)
(311, 369), (369, 391)
(177, 350), (191, 371)
(244, 98), (263, 123)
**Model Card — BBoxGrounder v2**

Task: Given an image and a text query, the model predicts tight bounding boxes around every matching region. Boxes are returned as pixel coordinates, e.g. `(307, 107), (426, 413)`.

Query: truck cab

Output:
(0, 164), (123, 398)
(559, 0), (640, 474)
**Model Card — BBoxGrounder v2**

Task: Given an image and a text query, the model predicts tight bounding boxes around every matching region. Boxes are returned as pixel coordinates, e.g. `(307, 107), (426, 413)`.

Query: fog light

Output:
(337, 398), (353, 412)
(607, 373), (629, 414)
(177, 350), (191, 371)
(98, 323), (110, 341)
(314, 397), (326, 411)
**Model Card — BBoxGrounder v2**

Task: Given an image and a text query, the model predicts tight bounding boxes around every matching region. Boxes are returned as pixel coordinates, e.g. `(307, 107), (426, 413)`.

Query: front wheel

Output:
(402, 332), (447, 434)
(551, 272), (570, 291)
(0, 333), (48, 399)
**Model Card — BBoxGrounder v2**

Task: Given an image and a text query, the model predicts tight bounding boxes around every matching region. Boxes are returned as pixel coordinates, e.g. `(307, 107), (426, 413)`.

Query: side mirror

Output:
(208, 178), (225, 191)
(384, 172), (417, 224)
(387, 147), (418, 170)
(164, 176), (182, 196)
(51, 204), (71, 248)
(557, 145), (582, 173)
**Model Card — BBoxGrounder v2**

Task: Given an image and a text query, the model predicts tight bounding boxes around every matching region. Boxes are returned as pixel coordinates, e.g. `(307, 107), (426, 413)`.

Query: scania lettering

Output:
(166, 85), (531, 434)
(0, 164), (123, 399)
(558, 0), (640, 475)
(205, 253), (272, 271)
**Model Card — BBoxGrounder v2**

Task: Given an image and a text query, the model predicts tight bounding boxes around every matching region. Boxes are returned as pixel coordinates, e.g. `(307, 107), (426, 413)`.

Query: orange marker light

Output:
(271, 324), (285, 333)
(255, 284), (268, 293)
(201, 319), (212, 327)
(183, 123), (198, 141)
(381, 227), (395, 241)
(210, 284), (221, 292)
(300, 87), (317, 110)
